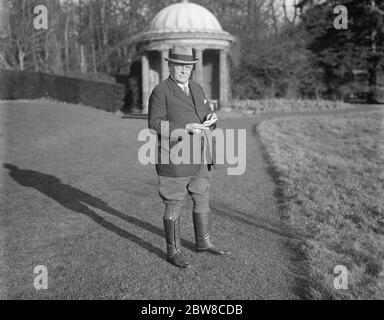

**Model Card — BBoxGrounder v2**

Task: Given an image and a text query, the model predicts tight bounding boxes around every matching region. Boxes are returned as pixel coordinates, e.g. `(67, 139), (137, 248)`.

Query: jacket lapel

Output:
(189, 82), (205, 122)
(189, 82), (202, 107)
(167, 76), (195, 109)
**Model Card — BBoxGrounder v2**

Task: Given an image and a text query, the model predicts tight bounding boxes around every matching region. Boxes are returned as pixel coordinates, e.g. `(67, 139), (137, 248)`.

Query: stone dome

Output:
(137, 0), (234, 53)
(137, 0), (234, 114)
(149, 1), (225, 34)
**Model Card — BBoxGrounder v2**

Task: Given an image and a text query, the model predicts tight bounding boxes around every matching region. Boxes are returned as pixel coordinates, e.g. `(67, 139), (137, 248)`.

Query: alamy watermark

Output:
(333, 5), (348, 30)
(33, 265), (48, 290)
(138, 123), (247, 176)
(333, 265), (348, 290)
(33, 5), (48, 30)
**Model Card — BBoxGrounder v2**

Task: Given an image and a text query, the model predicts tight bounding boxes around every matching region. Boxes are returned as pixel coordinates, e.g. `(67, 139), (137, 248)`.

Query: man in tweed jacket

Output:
(148, 45), (231, 268)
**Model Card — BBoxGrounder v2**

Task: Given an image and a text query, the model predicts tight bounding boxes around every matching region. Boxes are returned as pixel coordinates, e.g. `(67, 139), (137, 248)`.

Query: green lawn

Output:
(258, 110), (384, 299)
(0, 100), (298, 299)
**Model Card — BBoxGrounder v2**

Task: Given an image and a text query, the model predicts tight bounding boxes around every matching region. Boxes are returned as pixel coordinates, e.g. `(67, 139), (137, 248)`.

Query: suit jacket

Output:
(148, 75), (214, 177)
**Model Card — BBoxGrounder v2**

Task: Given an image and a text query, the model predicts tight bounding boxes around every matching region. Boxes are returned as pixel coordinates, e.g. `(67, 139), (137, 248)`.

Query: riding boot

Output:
(163, 216), (191, 268)
(193, 210), (231, 255)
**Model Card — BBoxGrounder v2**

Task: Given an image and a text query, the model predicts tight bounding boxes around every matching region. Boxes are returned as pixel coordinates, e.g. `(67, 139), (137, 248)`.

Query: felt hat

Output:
(165, 45), (198, 64)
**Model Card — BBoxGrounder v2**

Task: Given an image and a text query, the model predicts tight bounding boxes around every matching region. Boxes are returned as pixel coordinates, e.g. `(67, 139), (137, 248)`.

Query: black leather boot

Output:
(193, 210), (231, 255)
(163, 217), (191, 268)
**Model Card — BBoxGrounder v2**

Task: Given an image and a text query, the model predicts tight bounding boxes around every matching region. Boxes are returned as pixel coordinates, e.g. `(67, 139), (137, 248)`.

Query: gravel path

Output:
(1, 100), (381, 299)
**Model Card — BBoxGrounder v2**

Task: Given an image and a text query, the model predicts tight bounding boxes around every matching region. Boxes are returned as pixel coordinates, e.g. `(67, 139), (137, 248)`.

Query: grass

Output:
(229, 99), (353, 115)
(0, 100), (298, 299)
(257, 110), (384, 299)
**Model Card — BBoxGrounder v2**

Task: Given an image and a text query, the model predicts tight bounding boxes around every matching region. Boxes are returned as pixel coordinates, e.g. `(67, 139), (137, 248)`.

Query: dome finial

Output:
(181, 0), (189, 3)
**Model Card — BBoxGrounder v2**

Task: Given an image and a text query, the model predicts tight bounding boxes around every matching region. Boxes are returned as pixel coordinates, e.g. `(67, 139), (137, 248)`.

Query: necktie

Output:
(182, 84), (189, 96)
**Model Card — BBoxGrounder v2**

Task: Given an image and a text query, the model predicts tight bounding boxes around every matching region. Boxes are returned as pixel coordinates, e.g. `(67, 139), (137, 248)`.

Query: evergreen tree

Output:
(300, 0), (384, 101)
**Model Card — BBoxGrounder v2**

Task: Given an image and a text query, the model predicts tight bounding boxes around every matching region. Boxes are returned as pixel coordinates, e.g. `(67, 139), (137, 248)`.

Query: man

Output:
(148, 45), (231, 268)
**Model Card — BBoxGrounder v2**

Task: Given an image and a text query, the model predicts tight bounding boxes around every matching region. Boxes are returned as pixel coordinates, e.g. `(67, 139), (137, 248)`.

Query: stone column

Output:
(141, 53), (149, 114)
(219, 49), (228, 108)
(195, 48), (204, 86)
(161, 49), (169, 81)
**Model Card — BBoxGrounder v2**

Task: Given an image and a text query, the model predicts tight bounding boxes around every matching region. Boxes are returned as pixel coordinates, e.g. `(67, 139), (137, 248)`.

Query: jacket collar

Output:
(167, 75), (196, 108)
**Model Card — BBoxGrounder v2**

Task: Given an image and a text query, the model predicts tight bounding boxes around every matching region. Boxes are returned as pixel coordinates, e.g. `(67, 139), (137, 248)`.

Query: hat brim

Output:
(165, 57), (198, 64)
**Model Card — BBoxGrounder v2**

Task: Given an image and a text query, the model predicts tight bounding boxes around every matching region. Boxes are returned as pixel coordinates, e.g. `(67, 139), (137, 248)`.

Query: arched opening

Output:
(203, 49), (219, 101)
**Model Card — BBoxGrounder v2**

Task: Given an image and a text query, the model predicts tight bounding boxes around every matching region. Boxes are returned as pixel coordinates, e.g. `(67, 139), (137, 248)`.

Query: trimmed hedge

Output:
(0, 69), (125, 112)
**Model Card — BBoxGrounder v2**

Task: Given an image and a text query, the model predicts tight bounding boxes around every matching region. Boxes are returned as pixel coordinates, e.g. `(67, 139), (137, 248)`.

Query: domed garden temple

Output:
(136, 0), (234, 113)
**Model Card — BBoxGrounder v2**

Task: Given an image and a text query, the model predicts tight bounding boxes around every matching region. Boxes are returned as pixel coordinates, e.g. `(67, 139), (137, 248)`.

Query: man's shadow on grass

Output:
(3, 163), (195, 261)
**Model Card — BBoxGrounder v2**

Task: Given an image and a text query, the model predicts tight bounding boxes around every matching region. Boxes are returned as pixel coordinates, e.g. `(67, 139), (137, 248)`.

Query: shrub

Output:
(229, 99), (352, 114)
(64, 71), (117, 84)
(0, 69), (125, 112)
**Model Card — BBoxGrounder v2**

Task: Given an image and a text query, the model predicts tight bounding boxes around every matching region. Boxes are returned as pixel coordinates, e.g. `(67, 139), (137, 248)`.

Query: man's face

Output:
(169, 63), (193, 84)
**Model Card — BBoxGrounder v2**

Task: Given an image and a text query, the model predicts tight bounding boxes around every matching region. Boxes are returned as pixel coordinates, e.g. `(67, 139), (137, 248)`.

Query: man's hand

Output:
(203, 113), (218, 129)
(185, 123), (209, 135)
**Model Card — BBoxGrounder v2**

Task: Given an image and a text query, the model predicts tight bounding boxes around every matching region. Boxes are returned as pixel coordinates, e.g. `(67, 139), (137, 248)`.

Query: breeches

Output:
(158, 165), (211, 220)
